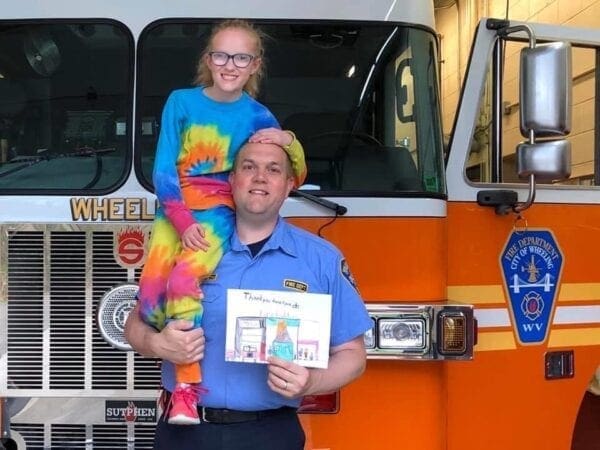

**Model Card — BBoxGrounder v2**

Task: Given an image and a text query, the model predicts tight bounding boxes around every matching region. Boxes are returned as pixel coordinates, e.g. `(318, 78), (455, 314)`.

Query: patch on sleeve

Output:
(340, 259), (358, 291)
(284, 279), (308, 292)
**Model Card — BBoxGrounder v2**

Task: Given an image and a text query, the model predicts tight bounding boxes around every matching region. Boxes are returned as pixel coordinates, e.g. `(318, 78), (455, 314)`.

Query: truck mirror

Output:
(520, 41), (572, 137)
(517, 139), (571, 182)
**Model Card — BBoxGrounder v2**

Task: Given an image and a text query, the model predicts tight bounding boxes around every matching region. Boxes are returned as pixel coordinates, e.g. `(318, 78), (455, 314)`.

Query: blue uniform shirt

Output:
(161, 217), (373, 410)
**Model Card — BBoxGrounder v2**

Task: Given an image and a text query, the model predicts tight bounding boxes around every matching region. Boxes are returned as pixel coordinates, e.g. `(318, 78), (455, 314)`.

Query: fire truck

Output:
(1, 0), (599, 448)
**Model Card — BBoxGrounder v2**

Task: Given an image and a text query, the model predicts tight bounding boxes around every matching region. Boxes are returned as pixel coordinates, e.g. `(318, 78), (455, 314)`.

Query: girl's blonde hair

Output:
(194, 19), (266, 98)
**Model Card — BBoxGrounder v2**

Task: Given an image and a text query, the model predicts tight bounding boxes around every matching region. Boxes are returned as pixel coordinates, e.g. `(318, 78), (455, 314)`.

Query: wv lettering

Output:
(522, 323), (543, 332)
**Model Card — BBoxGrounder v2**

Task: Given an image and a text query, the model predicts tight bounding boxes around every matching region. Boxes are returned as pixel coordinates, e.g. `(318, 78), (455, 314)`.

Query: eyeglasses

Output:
(208, 51), (256, 68)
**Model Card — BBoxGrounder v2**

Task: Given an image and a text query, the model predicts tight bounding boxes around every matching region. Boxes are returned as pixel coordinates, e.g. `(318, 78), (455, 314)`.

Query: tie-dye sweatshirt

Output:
(153, 87), (279, 236)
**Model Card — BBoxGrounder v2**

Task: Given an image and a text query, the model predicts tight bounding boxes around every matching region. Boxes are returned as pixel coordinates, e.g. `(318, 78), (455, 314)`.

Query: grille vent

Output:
(11, 423), (155, 449)
(51, 424), (86, 448)
(2, 225), (160, 395)
(9, 423), (44, 450)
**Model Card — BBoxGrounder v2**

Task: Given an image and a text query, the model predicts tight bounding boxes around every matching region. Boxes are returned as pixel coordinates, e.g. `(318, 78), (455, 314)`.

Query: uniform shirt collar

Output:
(230, 216), (298, 258)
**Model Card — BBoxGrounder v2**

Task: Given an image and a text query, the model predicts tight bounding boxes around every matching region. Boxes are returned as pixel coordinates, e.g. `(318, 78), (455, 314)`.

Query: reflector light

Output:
(298, 392), (339, 414)
(378, 318), (426, 350)
(438, 312), (466, 354)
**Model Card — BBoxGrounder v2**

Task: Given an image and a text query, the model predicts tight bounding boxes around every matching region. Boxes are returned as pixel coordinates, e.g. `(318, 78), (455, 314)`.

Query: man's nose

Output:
(252, 167), (267, 181)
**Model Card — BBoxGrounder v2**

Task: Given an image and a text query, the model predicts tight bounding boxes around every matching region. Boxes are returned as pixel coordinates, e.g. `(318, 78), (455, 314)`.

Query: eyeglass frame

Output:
(207, 51), (257, 68)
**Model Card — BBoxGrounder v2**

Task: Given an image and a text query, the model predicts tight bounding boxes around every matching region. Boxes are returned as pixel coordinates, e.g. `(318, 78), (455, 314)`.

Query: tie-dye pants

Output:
(137, 205), (234, 383)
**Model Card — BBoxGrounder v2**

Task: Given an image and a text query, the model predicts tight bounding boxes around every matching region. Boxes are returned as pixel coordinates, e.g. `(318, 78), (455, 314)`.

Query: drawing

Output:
(225, 289), (332, 368)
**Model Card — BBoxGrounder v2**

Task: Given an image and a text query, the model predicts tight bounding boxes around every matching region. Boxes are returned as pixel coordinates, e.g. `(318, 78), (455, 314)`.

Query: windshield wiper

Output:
(0, 147), (115, 178)
(292, 190), (348, 215)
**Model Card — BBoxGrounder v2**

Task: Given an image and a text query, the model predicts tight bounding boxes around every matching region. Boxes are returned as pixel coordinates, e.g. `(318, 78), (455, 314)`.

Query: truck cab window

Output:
(0, 22), (132, 192)
(136, 21), (445, 196)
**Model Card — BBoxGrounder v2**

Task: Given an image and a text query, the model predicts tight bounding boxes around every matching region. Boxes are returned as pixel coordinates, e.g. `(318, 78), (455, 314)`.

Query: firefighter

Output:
(125, 140), (371, 450)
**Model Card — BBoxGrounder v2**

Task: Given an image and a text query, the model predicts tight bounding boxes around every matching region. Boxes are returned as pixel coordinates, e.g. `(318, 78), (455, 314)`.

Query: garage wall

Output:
(436, 0), (600, 183)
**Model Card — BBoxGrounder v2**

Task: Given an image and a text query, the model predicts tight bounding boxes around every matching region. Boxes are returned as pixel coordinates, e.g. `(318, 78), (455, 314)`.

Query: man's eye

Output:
(268, 166), (281, 174)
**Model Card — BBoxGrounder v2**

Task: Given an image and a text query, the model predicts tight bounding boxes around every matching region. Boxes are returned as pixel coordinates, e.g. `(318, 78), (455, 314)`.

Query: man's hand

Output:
(181, 223), (210, 252)
(124, 304), (205, 364)
(266, 356), (313, 399)
(152, 320), (205, 365)
(266, 336), (366, 398)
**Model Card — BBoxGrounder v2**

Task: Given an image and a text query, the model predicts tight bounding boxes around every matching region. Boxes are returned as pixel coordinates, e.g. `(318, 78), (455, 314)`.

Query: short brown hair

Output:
(194, 19), (265, 98)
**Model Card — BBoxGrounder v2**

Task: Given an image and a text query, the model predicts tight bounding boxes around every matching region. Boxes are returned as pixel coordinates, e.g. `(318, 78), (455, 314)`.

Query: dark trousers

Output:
(153, 411), (306, 450)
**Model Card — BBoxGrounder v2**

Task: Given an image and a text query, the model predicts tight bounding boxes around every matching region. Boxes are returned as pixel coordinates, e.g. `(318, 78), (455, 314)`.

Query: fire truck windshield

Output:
(0, 21), (132, 192)
(137, 21), (446, 196)
(0, 20), (445, 196)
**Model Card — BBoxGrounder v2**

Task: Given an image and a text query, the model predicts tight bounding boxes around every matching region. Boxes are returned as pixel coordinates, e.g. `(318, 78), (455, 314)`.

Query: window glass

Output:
(0, 22), (132, 192)
(466, 39), (598, 187)
(136, 21), (445, 195)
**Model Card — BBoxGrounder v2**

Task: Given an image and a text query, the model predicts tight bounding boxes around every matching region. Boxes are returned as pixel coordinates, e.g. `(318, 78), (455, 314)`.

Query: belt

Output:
(200, 406), (297, 424)
(160, 390), (297, 424)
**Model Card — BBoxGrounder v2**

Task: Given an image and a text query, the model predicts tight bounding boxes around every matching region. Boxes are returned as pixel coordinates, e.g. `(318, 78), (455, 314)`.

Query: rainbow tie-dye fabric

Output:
(138, 87), (278, 383)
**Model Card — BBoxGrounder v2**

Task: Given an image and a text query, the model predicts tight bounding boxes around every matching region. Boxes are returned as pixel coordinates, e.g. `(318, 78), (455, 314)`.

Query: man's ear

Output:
(285, 177), (294, 196)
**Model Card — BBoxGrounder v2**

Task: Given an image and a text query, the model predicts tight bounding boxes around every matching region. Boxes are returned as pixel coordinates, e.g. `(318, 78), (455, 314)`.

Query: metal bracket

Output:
(476, 190), (518, 215)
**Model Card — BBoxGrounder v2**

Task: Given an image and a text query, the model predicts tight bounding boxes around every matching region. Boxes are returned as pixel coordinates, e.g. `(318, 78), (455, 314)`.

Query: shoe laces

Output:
(165, 384), (207, 414)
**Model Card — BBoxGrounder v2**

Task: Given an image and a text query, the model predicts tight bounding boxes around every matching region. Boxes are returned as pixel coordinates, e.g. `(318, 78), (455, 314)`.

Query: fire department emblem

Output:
(521, 291), (544, 321)
(500, 229), (563, 345)
(114, 226), (148, 268)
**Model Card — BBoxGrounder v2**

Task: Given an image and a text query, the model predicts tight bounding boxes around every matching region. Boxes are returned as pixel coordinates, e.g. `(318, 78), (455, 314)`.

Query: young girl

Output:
(136, 19), (306, 425)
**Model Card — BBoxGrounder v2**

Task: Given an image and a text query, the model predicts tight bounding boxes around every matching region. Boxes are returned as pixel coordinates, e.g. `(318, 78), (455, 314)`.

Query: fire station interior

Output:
(1, 11), (600, 449)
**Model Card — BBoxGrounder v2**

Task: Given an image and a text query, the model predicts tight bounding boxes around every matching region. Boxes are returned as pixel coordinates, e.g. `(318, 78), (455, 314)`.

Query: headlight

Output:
(365, 304), (474, 360)
(378, 318), (426, 351)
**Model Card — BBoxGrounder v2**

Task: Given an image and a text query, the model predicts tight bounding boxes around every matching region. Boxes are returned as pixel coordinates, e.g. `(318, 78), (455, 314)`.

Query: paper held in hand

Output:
(225, 289), (332, 369)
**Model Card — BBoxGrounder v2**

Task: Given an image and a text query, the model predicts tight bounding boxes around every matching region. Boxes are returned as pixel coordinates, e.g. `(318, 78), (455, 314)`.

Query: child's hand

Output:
(182, 223), (210, 251)
(249, 128), (293, 148)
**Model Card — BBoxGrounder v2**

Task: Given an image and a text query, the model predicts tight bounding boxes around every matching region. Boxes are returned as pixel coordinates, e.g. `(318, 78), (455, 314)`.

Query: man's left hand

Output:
(266, 356), (312, 399)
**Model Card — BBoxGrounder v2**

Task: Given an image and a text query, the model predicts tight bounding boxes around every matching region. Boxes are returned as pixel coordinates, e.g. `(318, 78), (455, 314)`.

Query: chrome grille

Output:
(0, 224), (160, 397)
(51, 424), (86, 448)
(9, 424), (44, 449)
(50, 231), (86, 389)
(11, 422), (155, 449)
(6, 231), (44, 390)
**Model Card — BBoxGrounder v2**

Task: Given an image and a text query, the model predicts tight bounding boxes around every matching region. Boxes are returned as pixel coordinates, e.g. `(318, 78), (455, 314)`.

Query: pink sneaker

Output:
(167, 383), (200, 425)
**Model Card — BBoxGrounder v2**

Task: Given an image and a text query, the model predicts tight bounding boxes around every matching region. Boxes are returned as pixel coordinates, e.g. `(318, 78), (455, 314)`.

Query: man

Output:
(125, 140), (372, 450)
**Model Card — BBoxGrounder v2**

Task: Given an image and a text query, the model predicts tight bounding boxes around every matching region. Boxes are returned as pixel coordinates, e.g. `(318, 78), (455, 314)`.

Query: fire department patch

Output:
(114, 227), (148, 268)
(340, 259), (358, 291)
(500, 229), (563, 345)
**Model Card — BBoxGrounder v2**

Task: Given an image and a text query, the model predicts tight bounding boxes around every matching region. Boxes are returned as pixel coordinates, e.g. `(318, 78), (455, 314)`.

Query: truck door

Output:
(446, 19), (600, 450)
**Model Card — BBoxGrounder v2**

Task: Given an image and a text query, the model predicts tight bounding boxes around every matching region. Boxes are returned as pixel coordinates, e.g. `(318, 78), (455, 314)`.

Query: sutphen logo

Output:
(114, 227), (148, 268)
(105, 400), (157, 423)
